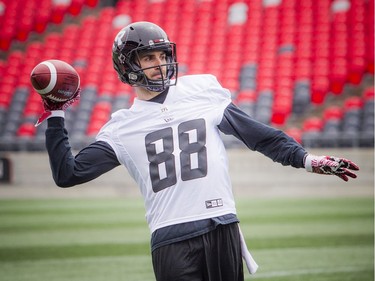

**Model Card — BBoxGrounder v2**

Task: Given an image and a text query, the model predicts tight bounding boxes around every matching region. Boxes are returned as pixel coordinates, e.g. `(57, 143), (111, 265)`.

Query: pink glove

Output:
(35, 88), (81, 127)
(304, 154), (359, 182)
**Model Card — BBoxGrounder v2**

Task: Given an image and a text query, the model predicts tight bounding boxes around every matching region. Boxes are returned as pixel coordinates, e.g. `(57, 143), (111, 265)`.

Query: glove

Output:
(304, 154), (359, 182)
(42, 88), (81, 111)
(35, 88), (81, 127)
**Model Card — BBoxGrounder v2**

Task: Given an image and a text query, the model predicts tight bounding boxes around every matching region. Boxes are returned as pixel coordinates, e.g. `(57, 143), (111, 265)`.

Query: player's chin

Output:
(151, 74), (164, 80)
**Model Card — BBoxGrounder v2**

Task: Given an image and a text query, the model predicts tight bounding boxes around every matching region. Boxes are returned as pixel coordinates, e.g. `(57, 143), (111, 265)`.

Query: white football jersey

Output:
(96, 74), (237, 233)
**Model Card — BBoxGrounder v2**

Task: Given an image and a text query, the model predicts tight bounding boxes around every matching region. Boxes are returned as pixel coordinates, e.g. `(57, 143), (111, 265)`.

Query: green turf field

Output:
(0, 197), (373, 281)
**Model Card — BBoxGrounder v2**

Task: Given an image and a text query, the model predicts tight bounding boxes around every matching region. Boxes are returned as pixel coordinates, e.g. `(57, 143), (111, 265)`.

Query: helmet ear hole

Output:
(127, 72), (141, 83)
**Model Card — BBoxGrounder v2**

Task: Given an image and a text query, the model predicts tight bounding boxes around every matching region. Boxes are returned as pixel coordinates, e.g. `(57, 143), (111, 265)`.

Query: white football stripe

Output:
(38, 61), (57, 95)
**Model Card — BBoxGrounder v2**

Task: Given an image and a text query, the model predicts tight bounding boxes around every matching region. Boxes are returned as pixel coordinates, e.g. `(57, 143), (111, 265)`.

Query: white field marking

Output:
(38, 61), (57, 95)
(0, 255), (151, 266)
(250, 266), (369, 279)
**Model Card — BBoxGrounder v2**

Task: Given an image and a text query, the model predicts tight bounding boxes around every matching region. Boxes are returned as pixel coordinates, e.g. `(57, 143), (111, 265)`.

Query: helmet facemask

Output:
(126, 42), (178, 92)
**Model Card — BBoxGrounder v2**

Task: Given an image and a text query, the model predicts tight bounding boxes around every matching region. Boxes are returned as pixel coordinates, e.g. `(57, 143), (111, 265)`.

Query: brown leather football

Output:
(30, 59), (80, 102)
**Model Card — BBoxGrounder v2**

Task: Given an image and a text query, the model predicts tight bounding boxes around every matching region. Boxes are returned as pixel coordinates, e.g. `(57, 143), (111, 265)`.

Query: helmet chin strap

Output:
(145, 70), (167, 92)
(133, 65), (169, 92)
(145, 79), (168, 92)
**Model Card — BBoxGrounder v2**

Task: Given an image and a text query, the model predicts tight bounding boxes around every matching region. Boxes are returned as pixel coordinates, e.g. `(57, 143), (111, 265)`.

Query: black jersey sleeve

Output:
(218, 102), (307, 168)
(45, 117), (121, 187)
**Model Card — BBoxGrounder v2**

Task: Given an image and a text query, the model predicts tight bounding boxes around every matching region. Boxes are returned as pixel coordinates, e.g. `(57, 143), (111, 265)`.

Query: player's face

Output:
(138, 50), (167, 80)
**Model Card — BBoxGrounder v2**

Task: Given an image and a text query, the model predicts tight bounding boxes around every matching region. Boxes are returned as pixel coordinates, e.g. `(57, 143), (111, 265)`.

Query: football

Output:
(30, 59), (80, 102)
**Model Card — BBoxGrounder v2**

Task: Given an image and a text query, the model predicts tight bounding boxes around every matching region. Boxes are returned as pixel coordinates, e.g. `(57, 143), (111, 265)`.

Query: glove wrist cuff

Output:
(304, 154), (315, 172)
(47, 110), (65, 119)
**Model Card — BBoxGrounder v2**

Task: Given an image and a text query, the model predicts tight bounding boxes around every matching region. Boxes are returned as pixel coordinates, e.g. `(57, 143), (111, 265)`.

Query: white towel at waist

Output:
(238, 226), (259, 274)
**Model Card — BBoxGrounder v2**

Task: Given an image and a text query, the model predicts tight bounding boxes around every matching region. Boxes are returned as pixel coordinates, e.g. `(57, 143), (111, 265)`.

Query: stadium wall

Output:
(0, 149), (373, 199)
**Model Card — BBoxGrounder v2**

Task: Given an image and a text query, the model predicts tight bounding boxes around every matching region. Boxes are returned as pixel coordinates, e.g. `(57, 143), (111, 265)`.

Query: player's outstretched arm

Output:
(304, 154), (360, 181)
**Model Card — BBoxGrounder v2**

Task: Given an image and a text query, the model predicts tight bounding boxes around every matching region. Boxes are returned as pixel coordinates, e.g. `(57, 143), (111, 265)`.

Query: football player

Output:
(41, 21), (359, 281)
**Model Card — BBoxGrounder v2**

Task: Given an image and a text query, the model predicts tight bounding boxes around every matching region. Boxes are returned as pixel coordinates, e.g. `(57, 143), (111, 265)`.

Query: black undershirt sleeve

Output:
(218, 102), (307, 168)
(46, 117), (120, 187)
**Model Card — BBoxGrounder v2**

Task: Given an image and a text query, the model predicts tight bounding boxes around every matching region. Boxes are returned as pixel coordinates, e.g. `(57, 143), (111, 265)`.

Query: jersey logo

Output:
(160, 106), (174, 122)
(205, 198), (223, 209)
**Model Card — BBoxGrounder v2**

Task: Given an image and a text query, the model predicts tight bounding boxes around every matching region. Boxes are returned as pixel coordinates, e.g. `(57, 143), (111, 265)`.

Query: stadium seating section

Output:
(0, 0), (373, 151)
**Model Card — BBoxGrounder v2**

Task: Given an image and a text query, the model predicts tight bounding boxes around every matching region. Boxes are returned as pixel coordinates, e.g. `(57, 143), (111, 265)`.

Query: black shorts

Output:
(152, 223), (244, 281)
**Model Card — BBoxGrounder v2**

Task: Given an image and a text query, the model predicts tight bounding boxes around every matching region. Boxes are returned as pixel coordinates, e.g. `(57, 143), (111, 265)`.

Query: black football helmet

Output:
(112, 21), (178, 92)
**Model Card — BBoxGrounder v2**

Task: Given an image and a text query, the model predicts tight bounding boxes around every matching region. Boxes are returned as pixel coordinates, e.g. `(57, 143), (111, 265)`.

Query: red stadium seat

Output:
(344, 96), (364, 111)
(0, 26), (14, 51)
(323, 106), (343, 121)
(285, 127), (302, 144)
(86, 101), (112, 136)
(0, 84), (14, 109)
(17, 123), (36, 137)
(365, 0), (374, 74)
(311, 76), (329, 104)
(363, 86), (375, 101)
(271, 95), (292, 126)
(303, 117), (324, 132)
(69, 0), (85, 16)
(236, 90), (257, 102)
(85, 0), (98, 7)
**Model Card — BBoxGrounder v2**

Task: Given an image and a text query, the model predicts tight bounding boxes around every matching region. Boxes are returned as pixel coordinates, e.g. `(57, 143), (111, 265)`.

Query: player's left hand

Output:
(304, 154), (360, 181)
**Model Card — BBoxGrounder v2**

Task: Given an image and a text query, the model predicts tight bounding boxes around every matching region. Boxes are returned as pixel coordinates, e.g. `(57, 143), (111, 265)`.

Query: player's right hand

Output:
(304, 154), (360, 182)
(35, 88), (81, 127)
(42, 88), (81, 111)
